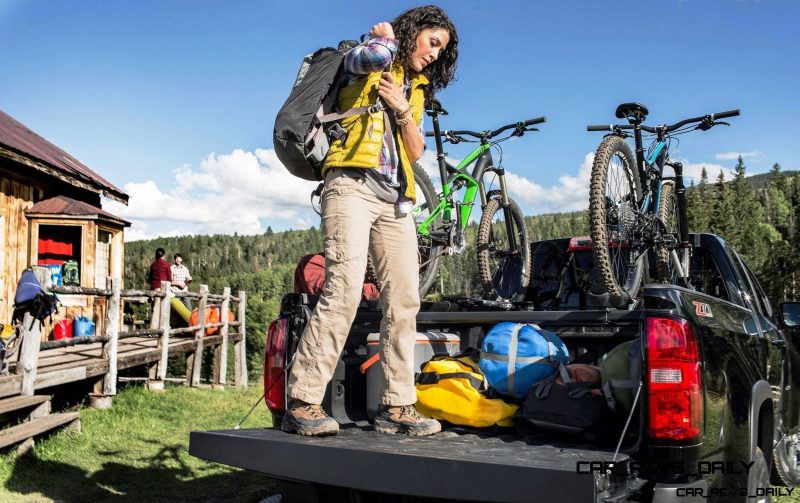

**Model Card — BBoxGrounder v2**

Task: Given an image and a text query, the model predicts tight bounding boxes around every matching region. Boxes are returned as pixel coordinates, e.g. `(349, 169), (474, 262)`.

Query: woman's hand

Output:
(377, 72), (424, 162)
(378, 72), (410, 115)
(369, 22), (395, 40)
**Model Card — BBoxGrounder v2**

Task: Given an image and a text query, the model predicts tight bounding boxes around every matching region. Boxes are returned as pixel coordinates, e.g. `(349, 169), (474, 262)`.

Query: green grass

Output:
(0, 382), (275, 503)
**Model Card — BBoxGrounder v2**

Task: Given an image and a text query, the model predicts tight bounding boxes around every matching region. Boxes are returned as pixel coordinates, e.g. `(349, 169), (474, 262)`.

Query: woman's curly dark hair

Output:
(392, 5), (458, 94)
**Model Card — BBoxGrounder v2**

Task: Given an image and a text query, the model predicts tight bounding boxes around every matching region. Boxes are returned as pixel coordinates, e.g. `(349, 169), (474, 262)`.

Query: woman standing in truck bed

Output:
(282, 5), (459, 437)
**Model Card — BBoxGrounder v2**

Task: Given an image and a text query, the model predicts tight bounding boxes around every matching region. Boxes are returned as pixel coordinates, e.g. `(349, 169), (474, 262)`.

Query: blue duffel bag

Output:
(480, 322), (569, 398)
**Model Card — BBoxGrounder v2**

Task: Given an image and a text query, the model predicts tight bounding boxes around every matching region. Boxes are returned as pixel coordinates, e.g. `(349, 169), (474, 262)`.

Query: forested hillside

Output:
(124, 210), (589, 372)
(686, 159), (797, 305)
(124, 157), (797, 373)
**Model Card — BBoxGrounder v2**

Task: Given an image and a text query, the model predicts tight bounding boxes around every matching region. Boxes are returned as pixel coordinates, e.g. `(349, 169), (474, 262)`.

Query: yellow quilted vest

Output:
(323, 65), (428, 202)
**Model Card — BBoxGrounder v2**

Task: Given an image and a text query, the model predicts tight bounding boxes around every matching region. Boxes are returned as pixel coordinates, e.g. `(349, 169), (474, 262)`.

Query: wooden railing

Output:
(14, 275), (247, 401)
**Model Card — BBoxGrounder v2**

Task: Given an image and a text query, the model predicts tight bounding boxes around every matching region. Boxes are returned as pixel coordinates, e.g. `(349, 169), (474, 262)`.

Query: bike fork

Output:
(495, 168), (518, 252)
(669, 161), (692, 288)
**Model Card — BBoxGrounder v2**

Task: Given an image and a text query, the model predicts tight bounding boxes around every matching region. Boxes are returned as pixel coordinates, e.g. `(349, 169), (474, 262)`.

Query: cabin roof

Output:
(0, 110), (129, 204)
(26, 195), (131, 227)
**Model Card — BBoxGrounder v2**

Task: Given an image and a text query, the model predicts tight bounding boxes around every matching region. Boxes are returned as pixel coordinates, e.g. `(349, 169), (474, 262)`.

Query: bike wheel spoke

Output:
(605, 152), (637, 289)
(478, 198), (530, 301)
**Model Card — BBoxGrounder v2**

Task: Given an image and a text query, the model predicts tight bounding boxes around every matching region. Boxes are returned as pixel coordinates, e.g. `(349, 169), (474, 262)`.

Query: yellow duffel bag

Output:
(415, 353), (519, 428)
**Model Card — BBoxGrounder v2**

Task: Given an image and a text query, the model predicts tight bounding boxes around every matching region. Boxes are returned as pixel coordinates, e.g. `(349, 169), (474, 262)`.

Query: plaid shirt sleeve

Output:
(343, 37), (398, 80)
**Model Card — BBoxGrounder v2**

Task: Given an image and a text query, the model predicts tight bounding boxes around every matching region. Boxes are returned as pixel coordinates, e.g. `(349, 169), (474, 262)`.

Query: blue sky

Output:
(1, 0), (797, 240)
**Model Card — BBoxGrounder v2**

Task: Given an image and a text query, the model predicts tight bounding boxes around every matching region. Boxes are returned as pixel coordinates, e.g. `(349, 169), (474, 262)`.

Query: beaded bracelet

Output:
(396, 115), (412, 127)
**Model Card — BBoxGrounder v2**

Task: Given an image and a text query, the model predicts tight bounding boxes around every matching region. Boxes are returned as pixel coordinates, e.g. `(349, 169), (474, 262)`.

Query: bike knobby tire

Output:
(589, 135), (644, 305)
(477, 197), (530, 301)
(655, 180), (690, 284)
(365, 164), (441, 298)
(412, 163), (442, 298)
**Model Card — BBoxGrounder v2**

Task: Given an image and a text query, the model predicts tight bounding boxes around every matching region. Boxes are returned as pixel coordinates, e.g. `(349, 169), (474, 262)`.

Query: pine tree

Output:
(765, 163), (791, 235)
(769, 163), (788, 196)
(789, 175), (800, 299)
(687, 167), (711, 232)
(710, 170), (735, 237)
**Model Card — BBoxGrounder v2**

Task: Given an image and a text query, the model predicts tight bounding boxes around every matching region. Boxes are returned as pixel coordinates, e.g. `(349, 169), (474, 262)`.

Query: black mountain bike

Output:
(412, 99), (545, 301)
(587, 102), (739, 306)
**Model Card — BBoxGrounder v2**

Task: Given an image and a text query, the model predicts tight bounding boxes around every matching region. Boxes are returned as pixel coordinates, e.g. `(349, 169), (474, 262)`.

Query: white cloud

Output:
(104, 148), (320, 241)
(503, 153), (595, 214)
(715, 150), (761, 161)
(677, 160), (735, 185)
(103, 146), (744, 242)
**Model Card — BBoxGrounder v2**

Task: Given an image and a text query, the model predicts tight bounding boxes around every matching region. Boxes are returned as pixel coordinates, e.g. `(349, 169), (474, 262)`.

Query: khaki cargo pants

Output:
(288, 170), (420, 407)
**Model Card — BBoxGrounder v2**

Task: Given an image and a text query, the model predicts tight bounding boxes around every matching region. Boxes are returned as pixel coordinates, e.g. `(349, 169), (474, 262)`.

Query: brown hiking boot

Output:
(281, 399), (339, 436)
(374, 404), (442, 436)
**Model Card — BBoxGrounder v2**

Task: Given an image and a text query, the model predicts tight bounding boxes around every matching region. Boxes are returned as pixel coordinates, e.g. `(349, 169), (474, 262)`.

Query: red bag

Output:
(54, 319), (73, 340)
(294, 253), (379, 301)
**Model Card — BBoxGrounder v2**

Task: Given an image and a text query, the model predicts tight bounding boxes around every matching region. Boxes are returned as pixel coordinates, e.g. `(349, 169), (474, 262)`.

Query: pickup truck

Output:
(190, 233), (800, 502)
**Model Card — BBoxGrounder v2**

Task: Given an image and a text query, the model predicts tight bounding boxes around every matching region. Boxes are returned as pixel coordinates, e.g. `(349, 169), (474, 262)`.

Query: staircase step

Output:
(0, 412), (80, 450)
(0, 395), (52, 416)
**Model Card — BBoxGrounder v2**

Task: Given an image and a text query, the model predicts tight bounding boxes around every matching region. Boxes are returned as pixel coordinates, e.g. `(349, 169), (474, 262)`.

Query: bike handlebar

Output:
(523, 116), (548, 127)
(588, 109), (740, 134)
(426, 116), (547, 140)
(587, 125), (621, 132)
(712, 109), (740, 120)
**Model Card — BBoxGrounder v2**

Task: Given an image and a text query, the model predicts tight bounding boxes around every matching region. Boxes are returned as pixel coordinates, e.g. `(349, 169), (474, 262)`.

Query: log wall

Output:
(0, 172), (36, 324)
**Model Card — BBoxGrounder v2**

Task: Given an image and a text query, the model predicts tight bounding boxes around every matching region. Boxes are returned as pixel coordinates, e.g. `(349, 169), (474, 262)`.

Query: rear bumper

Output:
(190, 426), (616, 502)
(652, 479), (709, 503)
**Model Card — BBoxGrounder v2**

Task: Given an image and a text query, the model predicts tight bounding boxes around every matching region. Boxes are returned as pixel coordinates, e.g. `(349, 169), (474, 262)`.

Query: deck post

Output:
(150, 296), (161, 330)
(150, 282), (173, 391)
(18, 312), (42, 396)
(212, 287), (231, 389)
(188, 284), (208, 387)
(234, 290), (247, 389)
(100, 277), (121, 398)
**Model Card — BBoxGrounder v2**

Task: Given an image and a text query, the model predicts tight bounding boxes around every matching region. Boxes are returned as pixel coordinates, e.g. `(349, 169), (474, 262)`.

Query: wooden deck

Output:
(0, 332), (243, 399)
(0, 279), (248, 452)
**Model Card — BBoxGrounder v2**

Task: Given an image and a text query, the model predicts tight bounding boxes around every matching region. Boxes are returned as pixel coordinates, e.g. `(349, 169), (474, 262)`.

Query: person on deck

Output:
(282, 5), (459, 438)
(148, 248), (172, 291)
(170, 253), (193, 309)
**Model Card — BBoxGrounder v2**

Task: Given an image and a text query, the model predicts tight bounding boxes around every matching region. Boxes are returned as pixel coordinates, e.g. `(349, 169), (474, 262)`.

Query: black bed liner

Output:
(190, 426), (622, 502)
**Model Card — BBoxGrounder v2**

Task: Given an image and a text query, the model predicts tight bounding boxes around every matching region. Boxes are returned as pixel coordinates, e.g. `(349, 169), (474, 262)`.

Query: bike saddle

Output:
(615, 102), (649, 123)
(425, 97), (448, 116)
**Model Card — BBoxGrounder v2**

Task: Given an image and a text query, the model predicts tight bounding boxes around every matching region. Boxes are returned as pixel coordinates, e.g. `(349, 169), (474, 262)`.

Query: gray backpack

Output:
(273, 40), (398, 181)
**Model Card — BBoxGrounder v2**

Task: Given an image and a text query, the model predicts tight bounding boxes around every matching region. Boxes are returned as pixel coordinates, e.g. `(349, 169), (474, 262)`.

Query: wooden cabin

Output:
(0, 110), (130, 338)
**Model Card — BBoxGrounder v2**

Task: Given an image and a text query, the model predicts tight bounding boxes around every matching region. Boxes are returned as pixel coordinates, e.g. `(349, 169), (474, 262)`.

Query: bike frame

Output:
(414, 146), (486, 237)
(414, 112), (516, 251)
(629, 128), (689, 248)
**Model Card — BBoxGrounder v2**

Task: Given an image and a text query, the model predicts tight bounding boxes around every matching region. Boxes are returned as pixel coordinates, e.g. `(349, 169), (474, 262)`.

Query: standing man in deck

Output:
(148, 248), (172, 290)
(170, 253), (193, 309)
(148, 248), (173, 321)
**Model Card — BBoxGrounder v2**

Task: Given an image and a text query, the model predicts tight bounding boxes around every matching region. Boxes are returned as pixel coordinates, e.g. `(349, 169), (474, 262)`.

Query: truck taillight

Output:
(646, 316), (702, 441)
(263, 317), (288, 412)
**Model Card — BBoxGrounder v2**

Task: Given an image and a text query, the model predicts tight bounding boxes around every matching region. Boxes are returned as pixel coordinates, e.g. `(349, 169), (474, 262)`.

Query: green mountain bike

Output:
(412, 99), (545, 301)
